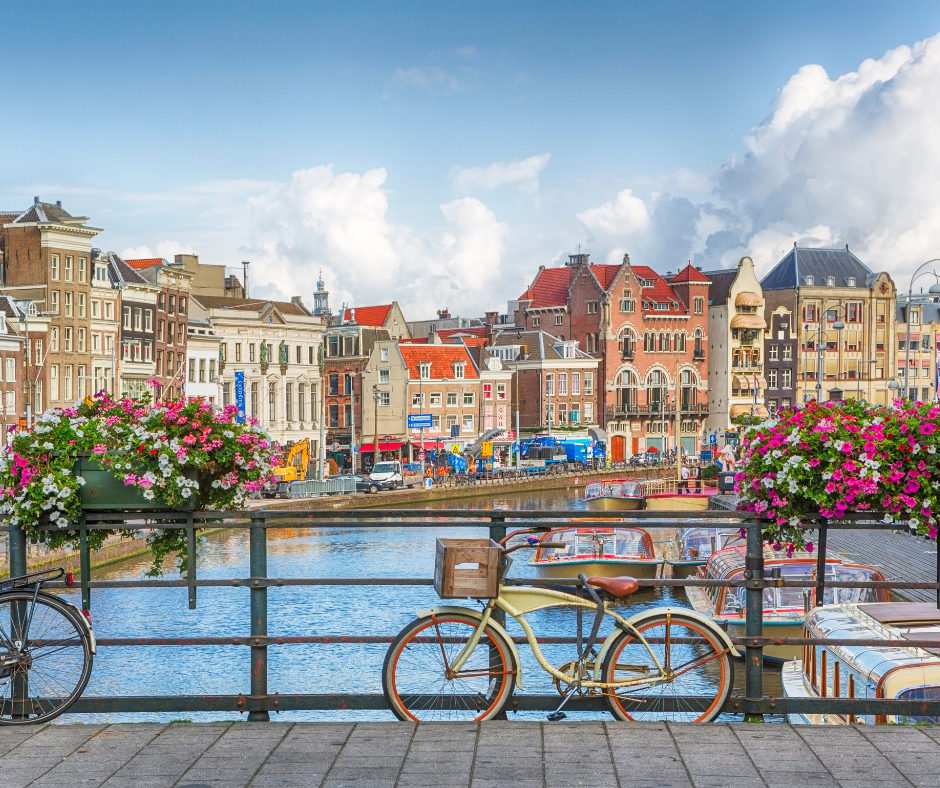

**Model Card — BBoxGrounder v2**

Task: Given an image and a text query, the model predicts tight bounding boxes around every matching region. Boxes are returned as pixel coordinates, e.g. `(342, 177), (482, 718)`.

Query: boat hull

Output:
(645, 493), (713, 511)
(724, 618), (804, 663)
(530, 558), (663, 580)
(665, 559), (706, 579)
(585, 497), (644, 511)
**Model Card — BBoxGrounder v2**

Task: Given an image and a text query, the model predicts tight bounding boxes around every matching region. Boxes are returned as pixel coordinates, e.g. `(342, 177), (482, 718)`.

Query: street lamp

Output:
(903, 260), (940, 399)
(887, 377), (900, 401)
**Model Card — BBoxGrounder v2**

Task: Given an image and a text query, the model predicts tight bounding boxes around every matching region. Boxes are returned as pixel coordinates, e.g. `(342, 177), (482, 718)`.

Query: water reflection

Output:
(53, 487), (780, 723)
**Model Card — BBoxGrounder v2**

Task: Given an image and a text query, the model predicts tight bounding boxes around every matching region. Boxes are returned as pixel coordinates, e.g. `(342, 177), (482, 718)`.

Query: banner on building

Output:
(235, 371), (246, 423)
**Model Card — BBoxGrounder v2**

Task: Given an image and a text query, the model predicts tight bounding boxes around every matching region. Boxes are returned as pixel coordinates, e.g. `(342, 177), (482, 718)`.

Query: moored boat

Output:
(685, 545), (889, 663)
(529, 524), (663, 579)
(665, 527), (745, 579)
(783, 602), (940, 724)
(584, 480), (644, 510)
(642, 478), (715, 511)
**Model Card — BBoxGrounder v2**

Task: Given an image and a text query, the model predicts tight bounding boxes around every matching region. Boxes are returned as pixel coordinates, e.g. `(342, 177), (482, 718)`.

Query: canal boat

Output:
(529, 524), (663, 579)
(685, 545), (889, 663)
(642, 478), (715, 511)
(583, 480), (644, 510)
(665, 527), (745, 579)
(782, 602), (940, 725)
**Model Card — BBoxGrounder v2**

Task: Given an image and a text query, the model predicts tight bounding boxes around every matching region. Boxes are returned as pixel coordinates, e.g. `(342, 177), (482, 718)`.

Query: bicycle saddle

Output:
(586, 576), (639, 597)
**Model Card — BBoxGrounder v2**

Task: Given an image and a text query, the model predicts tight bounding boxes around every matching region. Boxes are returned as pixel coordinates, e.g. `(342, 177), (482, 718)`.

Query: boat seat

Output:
(586, 576), (639, 597)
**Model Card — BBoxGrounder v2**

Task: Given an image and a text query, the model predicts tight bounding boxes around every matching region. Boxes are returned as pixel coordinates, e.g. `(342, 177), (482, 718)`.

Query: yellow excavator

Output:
(267, 439), (311, 497)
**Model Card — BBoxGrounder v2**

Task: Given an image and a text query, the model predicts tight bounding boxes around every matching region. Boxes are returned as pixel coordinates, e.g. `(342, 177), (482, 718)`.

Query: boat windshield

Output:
(722, 565), (887, 613)
(681, 529), (744, 560)
(897, 687), (940, 724)
(585, 481), (642, 498)
(541, 529), (650, 559)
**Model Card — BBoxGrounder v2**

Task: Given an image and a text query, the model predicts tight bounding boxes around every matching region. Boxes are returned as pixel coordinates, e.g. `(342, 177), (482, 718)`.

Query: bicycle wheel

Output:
(0, 591), (93, 724)
(383, 613), (516, 722)
(601, 613), (733, 723)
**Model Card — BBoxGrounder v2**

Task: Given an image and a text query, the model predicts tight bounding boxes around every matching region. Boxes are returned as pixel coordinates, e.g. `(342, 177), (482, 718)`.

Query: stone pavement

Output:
(2, 721), (940, 788)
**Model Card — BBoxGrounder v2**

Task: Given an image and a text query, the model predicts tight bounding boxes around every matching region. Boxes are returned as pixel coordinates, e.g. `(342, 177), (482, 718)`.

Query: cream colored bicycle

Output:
(382, 528), (738, 723)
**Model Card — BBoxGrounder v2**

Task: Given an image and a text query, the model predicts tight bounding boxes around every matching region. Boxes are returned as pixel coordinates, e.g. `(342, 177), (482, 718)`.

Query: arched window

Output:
(615, 369), (638, 410)
(647, 369), (667, 411)
(618, 328), (636, 358)
(644, 332), (654, 352)
(694, 328), (704, 358)
(675, 333), (686, 352)
(680, 369), (699, 409)
(658, 333), (668, 352)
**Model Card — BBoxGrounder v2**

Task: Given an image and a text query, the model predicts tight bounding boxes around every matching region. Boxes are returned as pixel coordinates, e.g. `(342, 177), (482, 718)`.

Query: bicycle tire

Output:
(601, 612), (733, 723)
(383, 612), (516, 722)
(0, 591), (94, 725)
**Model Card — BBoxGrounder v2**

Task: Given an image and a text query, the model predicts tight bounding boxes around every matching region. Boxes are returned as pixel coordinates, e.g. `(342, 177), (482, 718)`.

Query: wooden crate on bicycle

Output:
(434, 538), (500, 599)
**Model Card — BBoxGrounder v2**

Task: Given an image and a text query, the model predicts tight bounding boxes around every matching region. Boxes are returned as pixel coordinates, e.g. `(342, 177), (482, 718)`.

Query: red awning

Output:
(407, 440), (448, 450)
(357, 442), (404, 452)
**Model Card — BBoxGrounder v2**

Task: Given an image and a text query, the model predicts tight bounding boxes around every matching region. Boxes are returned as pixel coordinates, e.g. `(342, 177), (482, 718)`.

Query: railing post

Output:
(744, 520), (764, 722)
(815, 518), (828, 607)
(248, 511), (269, 721)
(186, 514), (197, 610)
(79, 517), (91, 612)
(9, 524), (28, 718)
(489, 511), (508, 720)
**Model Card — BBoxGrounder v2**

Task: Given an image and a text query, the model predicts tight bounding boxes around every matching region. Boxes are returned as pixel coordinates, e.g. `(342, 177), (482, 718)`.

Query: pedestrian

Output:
(693, 463), (702, 493)
(680, 463), (690, 494)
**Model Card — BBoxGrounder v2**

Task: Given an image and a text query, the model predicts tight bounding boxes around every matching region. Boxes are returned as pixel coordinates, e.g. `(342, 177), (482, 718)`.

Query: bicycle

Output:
(383, 529), (738, 723)
(0, 568), (96, 724)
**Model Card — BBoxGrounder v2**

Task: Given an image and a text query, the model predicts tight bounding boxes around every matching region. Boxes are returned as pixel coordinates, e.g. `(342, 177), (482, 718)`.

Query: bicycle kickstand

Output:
(547, 681), (580, 722)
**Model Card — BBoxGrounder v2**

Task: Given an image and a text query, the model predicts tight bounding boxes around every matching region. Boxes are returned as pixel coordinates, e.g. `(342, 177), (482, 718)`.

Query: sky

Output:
(3, 1), (940, 317)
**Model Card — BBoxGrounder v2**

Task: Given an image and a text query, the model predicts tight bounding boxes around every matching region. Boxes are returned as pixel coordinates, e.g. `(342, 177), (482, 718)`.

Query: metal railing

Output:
(4, 509), (940, 721)
(287, 478), (357, 497)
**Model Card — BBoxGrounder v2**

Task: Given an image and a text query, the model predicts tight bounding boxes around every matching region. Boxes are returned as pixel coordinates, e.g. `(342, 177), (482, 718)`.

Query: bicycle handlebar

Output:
(500, 540), (567, 556)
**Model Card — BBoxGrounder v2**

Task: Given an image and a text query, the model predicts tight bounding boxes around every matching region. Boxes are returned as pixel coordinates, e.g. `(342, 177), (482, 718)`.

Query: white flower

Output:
(180, 488), (192, 499)
(882, 514), (894, 523)
(142, 489), (155, 501)
(930, 446), (938, 455)
(822, 472), (832, 481)
(55, 517), (68, 528)
(789, 516), (801, 527)
(909, 517), (921, 528)
(771, 450), (783, 459)
(76, 476), (85, 486)
(42, 442), (54, 450)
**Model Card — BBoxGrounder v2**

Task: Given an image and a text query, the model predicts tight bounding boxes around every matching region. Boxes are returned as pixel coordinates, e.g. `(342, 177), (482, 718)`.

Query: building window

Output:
(50, 365), (59, 401)
(5, 358), (14, 382)
(64, 257), (73, 282)
(168, 295), (176, 314)
(826, 276), (835, 287)
(248, 343), (255, 362)
(379, 390), (391, 406)
(419, 362), (431, 379)
(155, 349), (162, 374)
(412, 392), (423, 407)
(188, 358), (196, 382)
(768, 369), (778, 389)
(453, 363), (465, 379)
(328, 402), (339, 427)
(804, 275), (814, 286)
(76, 293), (86, 318)
(620, 296), (635, 313)
(295, 345), (302, 364)
(483, 383), (492, 399)
(462, 414), (474, 432)
(546, 373), (555, 395)
(158, 293), (166, 311)
(769, 345), (778, 360)
(4, 391), (12, 415)
(92, 334), (100, 353)
(92, 299), (100, 319)
(95, 264), (107, 283)
(497, 383), (506, 400)
(431, 415), (441, 431)
(77, 329), (86, 353)
(285, 383), (293, 422)
(235, 343), (242, 362)
(584, 372), (594, 395)
(49, 327), (59, 352)
(63, 365), (73, 400)
(105, 301), (113, 320)
(64, 292), (73, 317)
(379, 369), (390, 384)
(63, 329), (72, 353)
(144, 310), (153, 331)
(123, 307), (132, 329)
(178, 325), (185, 345)
(559, 374), (568, 395)
(34, 339), (42, 365)
(268, 382), (276, 423)
(250, 382), (259, 419)
(328, 374), (339, 395)
(178, 297), (186, 315)
(309, 346), (315, 365)
(532, 316), (540, 327)
(782, 369), (792, 388)
(555, 314), (563, 325)
(694, 297), (704, 314)
(463, 392), (474, 406)
(558, 404), (568, 424)
(381, 347), (390, 362)
(782, 345), (792, 361)
(133, 308), (142, 330)
(222, 382), (231, 407)
(430, 392), (442, 407)
(446, 392), (458, 406)
(298, 384), (306, 422)
(209, 359), (216, 381)
(587, 301), (598, 314)
(445, 414), (458, 431)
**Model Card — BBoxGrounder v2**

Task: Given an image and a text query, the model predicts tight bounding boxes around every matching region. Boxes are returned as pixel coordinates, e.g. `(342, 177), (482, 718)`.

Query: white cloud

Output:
(576, 188), (651, 235)
(120, 240), (196, 261)
(394, 66), (461, 92)
(452, 45), (477, 59)
(450, 154), (551, 202)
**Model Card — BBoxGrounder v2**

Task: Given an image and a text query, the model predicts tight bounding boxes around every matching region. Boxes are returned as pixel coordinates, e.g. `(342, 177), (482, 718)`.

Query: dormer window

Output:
(639, 278), (656, 288)
(453, 362), (465, 379)
(846, 277), (856, 287)
(826, 276), (835, 287)
(419, 362), (431, 379)
(805, 275), (814, 286)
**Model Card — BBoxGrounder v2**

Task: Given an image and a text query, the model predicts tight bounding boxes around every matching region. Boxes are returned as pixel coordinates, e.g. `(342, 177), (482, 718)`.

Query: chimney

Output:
(349, 308), (357, 324)
(428, 330), (442, 345)
(437, 308), (451, 320)
(484, 311), (498, 327)
(56, 201), (61, 209)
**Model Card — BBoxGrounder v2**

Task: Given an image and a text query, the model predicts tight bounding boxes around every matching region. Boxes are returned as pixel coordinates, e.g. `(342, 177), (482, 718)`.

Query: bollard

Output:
(744, 521), (764, 722)
(248, 512), (270, 721)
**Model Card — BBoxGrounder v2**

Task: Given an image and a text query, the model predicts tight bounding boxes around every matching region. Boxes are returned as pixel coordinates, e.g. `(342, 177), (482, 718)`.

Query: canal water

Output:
(55, 485), (783, 723)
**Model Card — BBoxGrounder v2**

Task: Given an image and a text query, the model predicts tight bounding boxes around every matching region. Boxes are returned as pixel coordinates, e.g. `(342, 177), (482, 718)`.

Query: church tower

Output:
(313, 269), (331, 321)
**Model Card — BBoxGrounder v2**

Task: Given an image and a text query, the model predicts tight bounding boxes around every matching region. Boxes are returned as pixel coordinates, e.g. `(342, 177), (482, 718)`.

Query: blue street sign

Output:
(450, 424), (461, 438)
(709, 433), (716, 445)
(408, 414), (433, 429)
(235, 371), (246, 423)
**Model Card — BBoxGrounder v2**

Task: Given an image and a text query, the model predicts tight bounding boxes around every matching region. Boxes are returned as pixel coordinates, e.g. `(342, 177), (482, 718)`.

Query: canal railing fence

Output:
(4, 509), (940, 722)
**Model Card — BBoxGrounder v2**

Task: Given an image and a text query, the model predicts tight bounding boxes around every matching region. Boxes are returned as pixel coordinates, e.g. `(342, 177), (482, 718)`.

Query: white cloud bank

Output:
(579, 31), (940, 282)
(241, 166), (508, 317)
(450, 154), (551, 202)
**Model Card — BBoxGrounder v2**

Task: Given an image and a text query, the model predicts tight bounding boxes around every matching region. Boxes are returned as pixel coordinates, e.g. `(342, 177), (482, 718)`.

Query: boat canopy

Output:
(537, 527), (655, 560)
(585, 480), (643, 499)
(674, 528), (744, 561)
(706, 545), (828, 578)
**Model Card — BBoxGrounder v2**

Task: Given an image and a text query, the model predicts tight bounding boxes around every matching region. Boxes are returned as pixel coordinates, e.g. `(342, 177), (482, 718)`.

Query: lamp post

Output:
(887, 377), (900, 401)
(903, 261), (940, 399)
(372, 383), (380, 472)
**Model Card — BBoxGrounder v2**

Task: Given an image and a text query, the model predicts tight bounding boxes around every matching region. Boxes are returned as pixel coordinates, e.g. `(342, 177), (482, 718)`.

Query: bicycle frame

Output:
(445, 584), (668, 692)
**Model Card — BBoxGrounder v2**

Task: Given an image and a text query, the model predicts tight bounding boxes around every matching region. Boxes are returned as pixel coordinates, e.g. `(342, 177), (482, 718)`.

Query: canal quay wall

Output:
(0, 466), (678, 577)
(3, 720), (940, 787)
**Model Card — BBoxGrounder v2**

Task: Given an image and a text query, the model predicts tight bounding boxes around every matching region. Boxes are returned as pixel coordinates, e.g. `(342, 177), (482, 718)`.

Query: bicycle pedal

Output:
(546, 711), (567, 722)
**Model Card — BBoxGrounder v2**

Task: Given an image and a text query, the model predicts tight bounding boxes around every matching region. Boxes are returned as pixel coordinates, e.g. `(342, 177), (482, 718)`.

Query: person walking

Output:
(693, 463), (702, 493)
(680, 462), (690, 494)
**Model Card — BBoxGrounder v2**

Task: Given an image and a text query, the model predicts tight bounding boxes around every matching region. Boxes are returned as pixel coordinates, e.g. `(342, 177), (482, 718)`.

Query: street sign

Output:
(709, 434), (716, 445)
(418, 451), (425, 461)
(330, 442), (339, 452)
(451, 444), (460, 455)
(481, 441), (493, 457)
(408, 414), (433, 429)
(450, 424), (460, 438)
(234, 371), (246, 423)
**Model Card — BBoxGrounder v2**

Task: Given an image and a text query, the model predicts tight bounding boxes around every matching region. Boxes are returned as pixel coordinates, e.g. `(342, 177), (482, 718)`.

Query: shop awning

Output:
(357, 441), (404, 452)
(735, 292), (762, 307)
(730, 404), (770, 418)
(731, 314), (767, 330)
(733, 375), (755, 388)
(406, 440), (449, 450)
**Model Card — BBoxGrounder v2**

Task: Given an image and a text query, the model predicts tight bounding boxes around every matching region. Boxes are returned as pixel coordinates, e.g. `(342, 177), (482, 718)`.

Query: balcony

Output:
(693, 350), (705, 361)
(606, 402), (708, 419)
(731, 363), (762, 373)
(621, 347), (635, 361)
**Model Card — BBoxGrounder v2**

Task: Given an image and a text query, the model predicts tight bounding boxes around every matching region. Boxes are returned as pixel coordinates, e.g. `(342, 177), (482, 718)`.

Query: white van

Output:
(369, 460), (419, 490)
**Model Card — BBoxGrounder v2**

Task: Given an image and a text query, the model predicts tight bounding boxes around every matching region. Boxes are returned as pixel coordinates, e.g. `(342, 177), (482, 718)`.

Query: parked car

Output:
(332, 474), (388, 494)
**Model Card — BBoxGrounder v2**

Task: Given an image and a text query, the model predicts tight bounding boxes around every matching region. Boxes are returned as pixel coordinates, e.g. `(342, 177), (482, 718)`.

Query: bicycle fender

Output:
(416, 606), (524, 691)
(64, 602), (97, 655)
(592, 606), (740, 681)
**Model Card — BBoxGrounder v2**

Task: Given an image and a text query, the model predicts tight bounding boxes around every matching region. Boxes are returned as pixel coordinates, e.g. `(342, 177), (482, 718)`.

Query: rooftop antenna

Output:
(242, 261), (250, 298)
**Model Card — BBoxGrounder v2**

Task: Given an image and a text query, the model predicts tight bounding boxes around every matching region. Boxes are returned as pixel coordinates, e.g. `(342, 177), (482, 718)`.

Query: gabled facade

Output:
(896, 299), (940, 403)
(762, 245), (896, 405)
(765, 306), (798, 413)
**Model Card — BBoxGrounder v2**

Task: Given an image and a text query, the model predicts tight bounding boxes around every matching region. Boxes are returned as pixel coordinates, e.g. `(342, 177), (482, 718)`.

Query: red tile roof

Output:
(342, 304), (392, 326)
(519, 267), (569, 309)
(670, 263), (710, 283)
(437, 326), (487, 339)
(632, 265), (688, 316)
(398, 344), (479, 380)
(590, 264), (621, 290)
(124, 258), (165, 270)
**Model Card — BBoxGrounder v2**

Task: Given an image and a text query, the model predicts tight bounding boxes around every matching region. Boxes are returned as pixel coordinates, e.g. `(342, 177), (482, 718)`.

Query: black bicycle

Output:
(0, 568), (95, 724)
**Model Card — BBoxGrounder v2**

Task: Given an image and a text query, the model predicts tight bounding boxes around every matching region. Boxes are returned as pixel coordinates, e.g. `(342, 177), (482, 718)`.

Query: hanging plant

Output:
(736, 399), (937, 554)
(0, 394), (277, 575)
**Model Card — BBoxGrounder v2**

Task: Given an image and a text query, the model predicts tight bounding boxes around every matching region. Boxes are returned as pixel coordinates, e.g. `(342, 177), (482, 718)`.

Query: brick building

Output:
(0, 297), (27, 438)
(487, 330), (597, 432)
(514, 253), (710, 460)
(765, 306), (798, 414)
(0, 198), (103, 414)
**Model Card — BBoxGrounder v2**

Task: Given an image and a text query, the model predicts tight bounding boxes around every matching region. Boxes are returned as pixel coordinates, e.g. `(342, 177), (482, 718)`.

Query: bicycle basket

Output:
(434, 538), (500, 599)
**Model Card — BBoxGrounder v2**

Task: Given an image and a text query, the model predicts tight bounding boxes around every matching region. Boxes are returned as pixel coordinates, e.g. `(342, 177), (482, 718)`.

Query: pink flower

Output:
(920, 423), (935, 436)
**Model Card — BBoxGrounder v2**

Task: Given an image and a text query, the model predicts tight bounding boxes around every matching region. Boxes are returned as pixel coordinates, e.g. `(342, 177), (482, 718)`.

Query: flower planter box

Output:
(75, 458), (198, 511)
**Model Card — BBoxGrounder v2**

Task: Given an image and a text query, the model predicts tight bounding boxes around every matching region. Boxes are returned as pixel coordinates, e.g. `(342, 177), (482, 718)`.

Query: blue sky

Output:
(3, 1), (940, 315)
